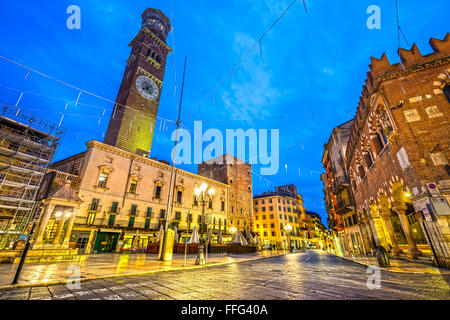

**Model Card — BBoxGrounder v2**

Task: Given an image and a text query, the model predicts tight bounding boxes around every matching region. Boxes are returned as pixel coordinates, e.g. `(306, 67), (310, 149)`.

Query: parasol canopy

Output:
(217, 228), (223, 244)
(230, 230), (248, 245)
(173, 226), (178, 244)
(246, 226), (255, 244)
(187, 225), (200, 244)
(155, 225), (164, 243)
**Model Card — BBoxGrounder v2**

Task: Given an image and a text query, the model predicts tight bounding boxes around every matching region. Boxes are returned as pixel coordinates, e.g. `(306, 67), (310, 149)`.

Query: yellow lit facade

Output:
(253, 191), (307, 249)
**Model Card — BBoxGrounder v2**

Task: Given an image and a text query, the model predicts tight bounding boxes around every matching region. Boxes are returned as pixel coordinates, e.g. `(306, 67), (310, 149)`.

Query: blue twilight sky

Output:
(0, 0), (448, 225)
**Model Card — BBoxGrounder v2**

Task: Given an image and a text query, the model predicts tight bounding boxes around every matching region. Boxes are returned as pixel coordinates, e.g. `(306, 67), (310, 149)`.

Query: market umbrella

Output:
(217, 228), (223, 244)
(246, 226), (255, 244)
(207, 227), (213, 244)
(254, 235), (261, 245)
(187, 225), (199, 244)
(155, 225), (164, 243)
(173, 226), (178, 244)
(230, 230), (248, 245)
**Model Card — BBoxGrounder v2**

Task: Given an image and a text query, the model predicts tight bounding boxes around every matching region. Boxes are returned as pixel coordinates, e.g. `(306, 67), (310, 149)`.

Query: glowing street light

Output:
(194, 182), (215, 265)
(284, 224), (293, 252)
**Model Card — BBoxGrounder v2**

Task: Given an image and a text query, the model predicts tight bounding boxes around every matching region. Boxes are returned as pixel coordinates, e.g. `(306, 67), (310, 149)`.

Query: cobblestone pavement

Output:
(0, 251), (449, 300)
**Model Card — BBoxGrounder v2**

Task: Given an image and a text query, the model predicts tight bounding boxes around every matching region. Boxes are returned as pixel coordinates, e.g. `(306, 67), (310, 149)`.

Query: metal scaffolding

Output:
(0, 101), (65, 249)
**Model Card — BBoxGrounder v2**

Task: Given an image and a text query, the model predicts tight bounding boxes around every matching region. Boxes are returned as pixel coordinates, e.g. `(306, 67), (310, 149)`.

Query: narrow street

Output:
(1, 251), (449, 300)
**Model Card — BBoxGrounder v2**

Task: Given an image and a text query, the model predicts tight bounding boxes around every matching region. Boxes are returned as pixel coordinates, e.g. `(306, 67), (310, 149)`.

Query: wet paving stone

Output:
(0, 251), (449, 300)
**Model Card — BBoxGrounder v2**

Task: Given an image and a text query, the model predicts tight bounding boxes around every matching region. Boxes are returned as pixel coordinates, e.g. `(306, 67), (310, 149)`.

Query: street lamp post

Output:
(285, 224), (293, 253)
(194, 183), (214, 265)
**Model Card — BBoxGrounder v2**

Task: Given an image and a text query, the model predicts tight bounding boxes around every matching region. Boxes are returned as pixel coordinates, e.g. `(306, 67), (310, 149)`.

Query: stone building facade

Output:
(30, 8), (254, 256)
(321, 120), (366, 256)
(345, 34), (450, 267)
(38, 140), (230, 253)
(253, 185), (309, 249)
(198, 154), (253, 233)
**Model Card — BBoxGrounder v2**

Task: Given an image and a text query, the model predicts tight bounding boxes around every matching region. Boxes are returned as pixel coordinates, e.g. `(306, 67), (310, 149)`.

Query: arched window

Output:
(363, 152), (373, 169)
(372, 131), (385, 156)
(357, 165), (365, 179)
(444, 85), (450, 104)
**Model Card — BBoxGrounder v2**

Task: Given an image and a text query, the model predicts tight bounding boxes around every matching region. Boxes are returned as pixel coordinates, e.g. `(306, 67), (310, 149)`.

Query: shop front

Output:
(93, 231), (120, 253)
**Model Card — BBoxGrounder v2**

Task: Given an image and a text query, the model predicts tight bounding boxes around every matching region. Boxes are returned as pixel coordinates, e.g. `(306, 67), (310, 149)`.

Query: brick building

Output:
(345, 33), (450, 267)
(30, 8), (250, 255)
(104, 8), (172, 156)
(198, 154), (253, 233)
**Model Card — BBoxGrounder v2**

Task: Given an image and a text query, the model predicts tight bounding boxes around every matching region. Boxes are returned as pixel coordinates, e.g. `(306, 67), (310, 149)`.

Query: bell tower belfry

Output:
(104, 8), (172, 156)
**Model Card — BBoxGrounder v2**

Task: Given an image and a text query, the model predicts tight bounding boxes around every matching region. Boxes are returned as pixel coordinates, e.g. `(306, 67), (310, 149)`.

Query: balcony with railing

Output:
(74, 216), (156, 231)
(335, 196), (355, 215)
(88, 203), (102, 212)
(331, 175), (350, 194)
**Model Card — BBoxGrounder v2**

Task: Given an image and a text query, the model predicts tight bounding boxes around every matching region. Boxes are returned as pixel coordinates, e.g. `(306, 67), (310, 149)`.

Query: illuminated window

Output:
(86, 212), (96, 225)
(98, 172), (109, 188)
(129, 180), (138, 194)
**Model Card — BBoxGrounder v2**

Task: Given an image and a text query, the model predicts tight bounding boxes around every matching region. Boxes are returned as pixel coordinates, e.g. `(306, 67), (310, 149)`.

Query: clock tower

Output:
(104, 8), (172, 156)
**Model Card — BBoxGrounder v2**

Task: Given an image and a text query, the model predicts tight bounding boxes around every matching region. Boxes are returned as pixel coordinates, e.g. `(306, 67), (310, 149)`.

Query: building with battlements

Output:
(345, 33), (450, 267)
(198, 154), (253, 233)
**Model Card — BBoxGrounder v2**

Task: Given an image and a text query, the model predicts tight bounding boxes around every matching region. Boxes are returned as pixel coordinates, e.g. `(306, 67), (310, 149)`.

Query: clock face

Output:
(135, 75), (159, 100)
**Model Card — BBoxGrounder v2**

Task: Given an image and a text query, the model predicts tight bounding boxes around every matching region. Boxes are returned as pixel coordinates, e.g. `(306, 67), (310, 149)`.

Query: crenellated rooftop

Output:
(345, 33), (450, 164)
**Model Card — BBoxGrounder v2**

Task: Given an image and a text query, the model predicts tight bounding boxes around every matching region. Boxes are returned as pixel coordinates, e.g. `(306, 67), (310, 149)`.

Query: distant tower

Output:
(198, 154), (254, 232)
(104, 8), (172, 156)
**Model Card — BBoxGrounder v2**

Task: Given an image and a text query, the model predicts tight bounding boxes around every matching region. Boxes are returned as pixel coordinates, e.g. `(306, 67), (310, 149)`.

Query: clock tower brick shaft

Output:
(104, 8), (172, 156)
